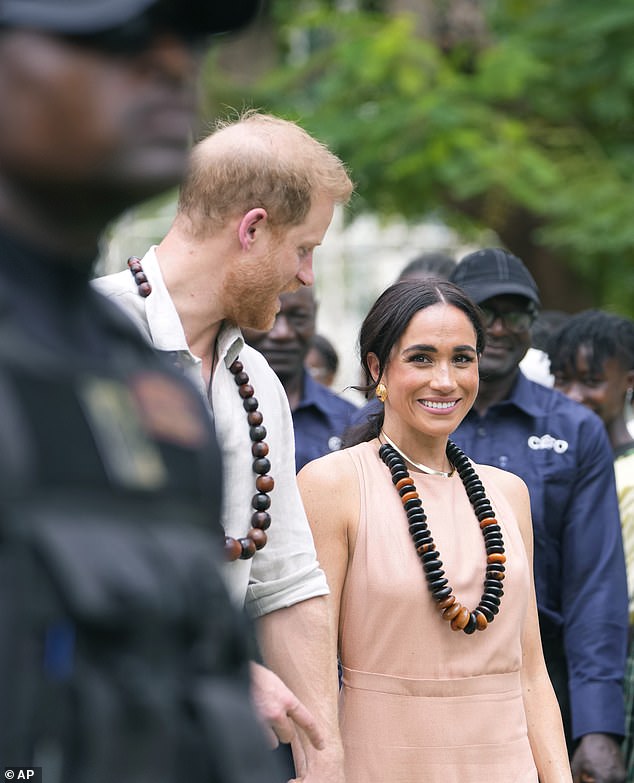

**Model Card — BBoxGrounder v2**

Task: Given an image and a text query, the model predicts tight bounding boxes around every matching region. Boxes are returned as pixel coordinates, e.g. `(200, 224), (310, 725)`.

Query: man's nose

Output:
(297, 252), (314, 287)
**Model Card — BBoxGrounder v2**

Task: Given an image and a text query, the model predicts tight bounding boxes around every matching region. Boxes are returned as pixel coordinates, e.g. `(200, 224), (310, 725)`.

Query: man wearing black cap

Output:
(0, 3), (283, 782)
(450, 248), (628, 783)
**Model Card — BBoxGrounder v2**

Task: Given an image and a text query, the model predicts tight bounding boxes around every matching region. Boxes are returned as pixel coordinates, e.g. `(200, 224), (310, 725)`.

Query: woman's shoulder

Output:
(299, 441), (373, 483)
(474, 462), (529, 500)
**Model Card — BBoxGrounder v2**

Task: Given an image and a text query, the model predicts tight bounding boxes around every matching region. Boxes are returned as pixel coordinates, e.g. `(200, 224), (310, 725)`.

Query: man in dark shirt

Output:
(244, 286), (358, 471)
(0, 2), (279, 781)
(450, 248), (628, 783)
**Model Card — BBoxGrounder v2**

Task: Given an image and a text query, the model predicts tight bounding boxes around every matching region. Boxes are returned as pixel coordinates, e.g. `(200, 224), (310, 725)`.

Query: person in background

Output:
(244, 286), (358, 472)
(299, 279), (572, 782)
(94, 111), (353, 782)
(395, 250), (457, 282)
(520, 309), (571, 387)
(0, 1), (281, 781)
(306, 333), (340, 389)
(449, 249), (628, 783)
(546, 309), (634, 782)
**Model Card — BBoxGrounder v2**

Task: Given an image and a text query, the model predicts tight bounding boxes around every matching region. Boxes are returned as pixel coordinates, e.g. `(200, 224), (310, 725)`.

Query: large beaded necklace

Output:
(128, 256), (273, 562)
(378, 438), (505, 634)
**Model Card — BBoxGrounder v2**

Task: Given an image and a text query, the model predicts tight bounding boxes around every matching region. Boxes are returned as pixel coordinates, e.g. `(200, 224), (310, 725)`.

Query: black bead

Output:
(252, 457), (271, 475)
(411, 531), (432, 547)
(249, 425), (267, 442)
(484, 579), (504, 593)
(485, 545), (505, 555)
(421, 550), (439, 563)
(486, 563), (505, 574)
(479, 599), (500, 615)
(423, 558), (442, 572)
(429, 577), (449, 591)
(463, 612), (478, 635)
(252, 492), (271, 511)
(425, 569), (445, 582)
(243, 397), (259, 412)
(408, 521), (428, 535)
(233, 371), (249, 386)
(404, 498), (422, 512)
(432, 586), (452, 601)
(391, 470), (409, 484)
(398, 484), (416, 497)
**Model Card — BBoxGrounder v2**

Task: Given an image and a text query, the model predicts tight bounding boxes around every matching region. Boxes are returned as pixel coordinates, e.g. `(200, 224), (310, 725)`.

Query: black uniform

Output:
(0, 229), (280, 783)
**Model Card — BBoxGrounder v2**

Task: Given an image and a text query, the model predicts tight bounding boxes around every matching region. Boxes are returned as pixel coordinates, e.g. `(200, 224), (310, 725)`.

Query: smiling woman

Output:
(297, 279), (573, 783)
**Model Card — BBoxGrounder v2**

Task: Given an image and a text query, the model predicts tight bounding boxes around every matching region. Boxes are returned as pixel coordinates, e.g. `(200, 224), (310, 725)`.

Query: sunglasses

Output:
(479, 306), (536, 333)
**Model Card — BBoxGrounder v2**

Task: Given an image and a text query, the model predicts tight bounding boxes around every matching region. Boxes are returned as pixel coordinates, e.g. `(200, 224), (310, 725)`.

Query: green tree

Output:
(207, 0), (634, 314)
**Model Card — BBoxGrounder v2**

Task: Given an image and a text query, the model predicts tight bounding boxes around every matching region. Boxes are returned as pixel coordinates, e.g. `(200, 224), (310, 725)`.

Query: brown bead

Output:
(417, 542), (436, 555)
(437, 595), (456, 610)
(442, 602), (463, 621)
(238, 384), (254, 398)
(138, 282), (152, 298)
(487, 553), (506, 564)
(247, 528), (268, 550)
(251, 441), (269, 458)
(224, 536), (242, 562)
(450, 606), (470, 631)
(474, 610), (488, 630)
(247, 411), (263, 426)
(256, 475), (274, 492)
(400, 490), (419, 503)
(489, 570), (505, 580)
(479, 517), (498, 529)
(229, 359), (243, 374)
(395, 477), (414, 491)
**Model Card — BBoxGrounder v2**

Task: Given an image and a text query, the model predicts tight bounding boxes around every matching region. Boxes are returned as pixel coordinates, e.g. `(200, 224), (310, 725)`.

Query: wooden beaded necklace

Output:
(128, 256), (274, 562)
(379, 439), (506, 634)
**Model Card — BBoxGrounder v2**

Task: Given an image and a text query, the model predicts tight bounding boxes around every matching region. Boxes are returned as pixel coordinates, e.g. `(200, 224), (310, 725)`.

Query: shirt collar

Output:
(493, 370), (544, 417)
(298, 370), (341, 422)
(216, 321), (244, 368)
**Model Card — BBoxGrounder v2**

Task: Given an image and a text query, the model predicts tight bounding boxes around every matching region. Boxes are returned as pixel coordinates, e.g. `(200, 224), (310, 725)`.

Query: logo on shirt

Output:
(527, 433), (569, 453)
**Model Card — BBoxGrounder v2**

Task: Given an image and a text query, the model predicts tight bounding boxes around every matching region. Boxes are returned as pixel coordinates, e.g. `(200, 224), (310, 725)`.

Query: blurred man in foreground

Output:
(0, 2), (282, 781)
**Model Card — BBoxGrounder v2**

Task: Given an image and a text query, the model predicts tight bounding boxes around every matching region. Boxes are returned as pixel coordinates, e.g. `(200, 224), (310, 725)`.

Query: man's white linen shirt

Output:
(93, 247), (329, 617)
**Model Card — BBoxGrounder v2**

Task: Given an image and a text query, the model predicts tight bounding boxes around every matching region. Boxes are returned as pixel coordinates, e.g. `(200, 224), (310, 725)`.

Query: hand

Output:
(571, 733), (626, 783)
(250, 661), (326, 752)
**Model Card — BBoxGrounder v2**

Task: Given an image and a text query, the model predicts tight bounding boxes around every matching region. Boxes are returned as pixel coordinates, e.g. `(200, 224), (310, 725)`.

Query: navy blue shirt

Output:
(293, 371), (358, 472)
(452, 372), (628, 740)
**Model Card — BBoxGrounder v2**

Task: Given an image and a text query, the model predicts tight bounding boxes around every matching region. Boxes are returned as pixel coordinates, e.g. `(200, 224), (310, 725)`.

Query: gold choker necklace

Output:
(380, 431), (455, 478)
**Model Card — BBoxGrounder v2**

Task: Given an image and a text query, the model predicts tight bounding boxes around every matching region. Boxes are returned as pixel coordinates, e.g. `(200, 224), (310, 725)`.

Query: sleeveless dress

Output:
(339, 441), (538, 783)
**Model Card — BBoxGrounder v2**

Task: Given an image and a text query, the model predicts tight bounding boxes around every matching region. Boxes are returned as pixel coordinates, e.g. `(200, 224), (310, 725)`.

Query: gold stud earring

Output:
(375, 382), (388, 403)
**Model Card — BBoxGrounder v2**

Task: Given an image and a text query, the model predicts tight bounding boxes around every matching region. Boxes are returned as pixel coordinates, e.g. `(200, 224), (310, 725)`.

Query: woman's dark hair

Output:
(547, 309), (634, 376)
(344, 279), (486, 446)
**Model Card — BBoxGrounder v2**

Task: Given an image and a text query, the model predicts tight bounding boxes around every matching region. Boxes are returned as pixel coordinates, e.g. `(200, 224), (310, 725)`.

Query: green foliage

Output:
(208, 0), (634, 314)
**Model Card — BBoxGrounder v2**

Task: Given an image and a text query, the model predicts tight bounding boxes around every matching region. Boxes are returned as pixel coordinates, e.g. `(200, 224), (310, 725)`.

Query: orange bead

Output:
(437, 595), (456, 610)
(417, 542), (436, 555)
(487, 553), (506, 564)
(400, 491), (419, 503)
(442, 602), (462, 621)
(479, 517), (498, 529)
(395, 477), (414, 491)
(474, 610), (488, 630)
(450, 606), (470, 630)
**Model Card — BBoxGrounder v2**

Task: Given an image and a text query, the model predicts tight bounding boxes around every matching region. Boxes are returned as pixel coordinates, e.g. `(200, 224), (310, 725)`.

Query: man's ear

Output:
(238, 208), (268, 251)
